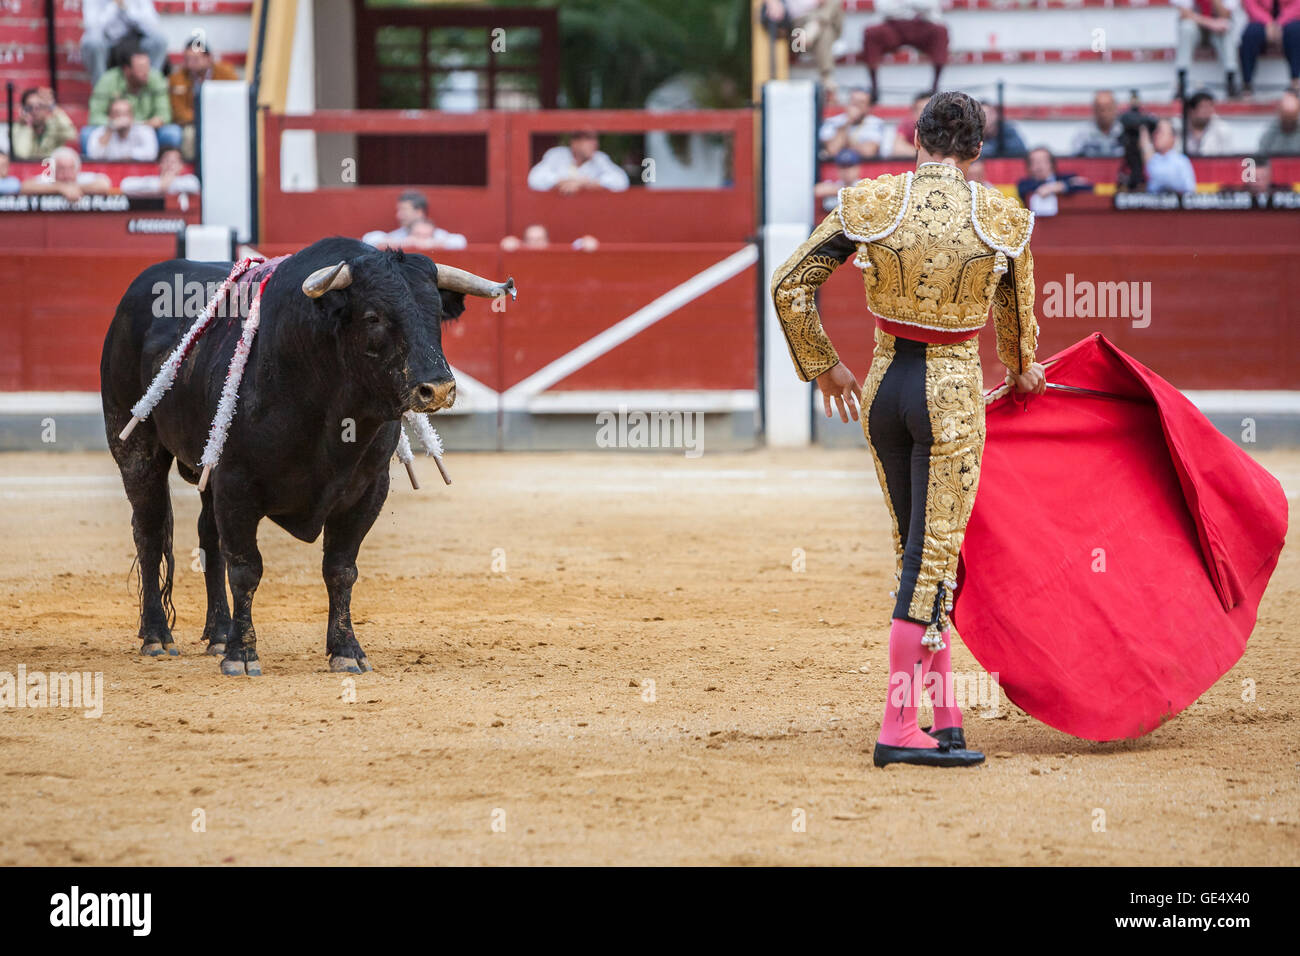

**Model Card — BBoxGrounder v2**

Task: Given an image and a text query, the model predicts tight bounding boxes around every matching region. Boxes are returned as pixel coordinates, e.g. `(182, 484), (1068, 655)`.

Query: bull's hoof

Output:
(205, 642), (227, 657)
(163, 643), (180, 657)
(140, 642), (167, 657)
(329, 655), (371, 674)
(220, 656), (262, 676)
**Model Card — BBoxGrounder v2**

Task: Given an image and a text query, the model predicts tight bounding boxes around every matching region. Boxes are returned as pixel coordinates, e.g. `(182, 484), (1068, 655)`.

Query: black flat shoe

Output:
(921, 725), (966, 749)
(873, 741), (985, 768)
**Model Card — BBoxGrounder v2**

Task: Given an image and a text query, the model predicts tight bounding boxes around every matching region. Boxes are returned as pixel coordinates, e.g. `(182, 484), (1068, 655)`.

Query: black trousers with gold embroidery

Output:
(861, 330), (985, 647)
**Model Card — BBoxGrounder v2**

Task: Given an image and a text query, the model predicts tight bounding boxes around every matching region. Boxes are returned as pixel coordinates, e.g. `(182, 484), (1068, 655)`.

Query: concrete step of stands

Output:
(826, 100), (1284, 121)
(833, 2), (1178, 52)
(0, 42), (246, 75)
(786, 0), (1296, 103)
(843, 0), (1176, 10)
(802, 60), (1294, 105)
(832, 48), (1286, 67)
(1, 0), (50, 17)
(1, 0), (251, 127)
(153, 1), (254, 13)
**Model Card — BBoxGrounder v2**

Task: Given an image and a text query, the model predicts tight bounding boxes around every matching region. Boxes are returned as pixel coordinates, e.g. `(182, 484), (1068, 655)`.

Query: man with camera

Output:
(9, 88), (78, 162)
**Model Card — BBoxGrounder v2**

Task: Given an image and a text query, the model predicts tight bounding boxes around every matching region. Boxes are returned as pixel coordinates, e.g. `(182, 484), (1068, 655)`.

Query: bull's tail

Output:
(159, 492), (176, 629)
(127, 478), (176, 631)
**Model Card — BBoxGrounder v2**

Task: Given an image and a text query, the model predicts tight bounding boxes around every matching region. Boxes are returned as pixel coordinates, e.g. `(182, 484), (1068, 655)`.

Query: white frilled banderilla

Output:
(396, 411), (451, 489)
(117, 256), (451, 491)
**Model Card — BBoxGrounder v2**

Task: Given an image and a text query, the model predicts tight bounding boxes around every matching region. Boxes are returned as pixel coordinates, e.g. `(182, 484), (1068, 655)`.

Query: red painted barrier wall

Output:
(819, 207), (1300, 390)
(0, 244), (758, 395)
(3, 211), (1296, 395)
(0, 253), (165, 391)
(0, 203), (201, 253)
(263, 110), (755, 246)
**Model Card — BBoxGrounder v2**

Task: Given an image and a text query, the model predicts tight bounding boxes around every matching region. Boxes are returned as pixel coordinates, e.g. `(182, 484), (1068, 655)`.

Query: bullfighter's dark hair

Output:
(916, 91), (985, 161)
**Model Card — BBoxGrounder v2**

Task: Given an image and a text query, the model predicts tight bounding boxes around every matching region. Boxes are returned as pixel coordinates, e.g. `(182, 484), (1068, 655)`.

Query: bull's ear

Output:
(439, 290), (467, 322)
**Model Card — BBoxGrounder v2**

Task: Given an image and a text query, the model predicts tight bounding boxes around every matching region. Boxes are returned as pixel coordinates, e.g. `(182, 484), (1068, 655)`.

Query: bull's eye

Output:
(363, 312), (389, 358)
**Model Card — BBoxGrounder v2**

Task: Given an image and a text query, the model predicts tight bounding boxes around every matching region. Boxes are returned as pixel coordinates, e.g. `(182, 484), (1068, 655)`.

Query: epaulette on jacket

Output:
(836, 172), (912, 246)
(970, 180), (1034, 260)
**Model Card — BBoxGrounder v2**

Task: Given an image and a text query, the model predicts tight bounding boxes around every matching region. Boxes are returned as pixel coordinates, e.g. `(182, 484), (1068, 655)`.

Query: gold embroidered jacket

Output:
(770, 162), (1038, 380)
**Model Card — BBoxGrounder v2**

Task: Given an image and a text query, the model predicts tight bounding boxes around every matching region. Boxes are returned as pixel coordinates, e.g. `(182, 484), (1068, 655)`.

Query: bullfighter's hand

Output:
(816, 361), (861, 423)
(1006, 362), (1047, 395)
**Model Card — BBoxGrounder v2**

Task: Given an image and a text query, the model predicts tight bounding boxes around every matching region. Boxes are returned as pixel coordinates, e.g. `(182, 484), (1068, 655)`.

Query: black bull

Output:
(100, 237), (515, 675)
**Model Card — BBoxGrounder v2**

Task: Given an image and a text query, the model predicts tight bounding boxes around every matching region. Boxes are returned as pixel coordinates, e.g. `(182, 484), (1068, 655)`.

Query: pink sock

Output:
(877, 618), (938, 748)
(927, 632), (963, 731)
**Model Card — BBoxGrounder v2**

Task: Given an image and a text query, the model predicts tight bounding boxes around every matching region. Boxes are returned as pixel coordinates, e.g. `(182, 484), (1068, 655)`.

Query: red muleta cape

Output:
(951, 333), (1289, 741)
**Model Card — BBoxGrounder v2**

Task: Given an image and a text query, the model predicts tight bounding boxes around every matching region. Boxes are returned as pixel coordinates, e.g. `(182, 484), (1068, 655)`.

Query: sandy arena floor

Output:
(0, 448), (1296, 866)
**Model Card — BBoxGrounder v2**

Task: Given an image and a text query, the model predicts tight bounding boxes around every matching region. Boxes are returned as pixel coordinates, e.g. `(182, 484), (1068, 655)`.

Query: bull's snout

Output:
(412, 379), (456, 412)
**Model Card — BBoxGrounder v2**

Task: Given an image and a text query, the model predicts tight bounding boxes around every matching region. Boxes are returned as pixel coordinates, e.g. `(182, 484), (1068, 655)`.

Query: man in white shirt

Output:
(1184, 89), (1236, 155)
(81, 0), (168, 84)
(818, 88), (886, 162)
(527, 130), (630, 194)
(21, 146), (113, 201)
(361, 190), (468, 250)
(85, 97), (159, 161)
(120, 147), (200, 195)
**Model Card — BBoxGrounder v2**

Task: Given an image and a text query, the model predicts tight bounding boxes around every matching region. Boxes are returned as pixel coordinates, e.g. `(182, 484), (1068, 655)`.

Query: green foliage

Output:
(541, 0), (752, 109)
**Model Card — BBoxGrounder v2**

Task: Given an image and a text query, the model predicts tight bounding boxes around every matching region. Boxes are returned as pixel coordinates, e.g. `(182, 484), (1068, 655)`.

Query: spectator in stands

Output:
(120, 147), (200, 196)
(1258, 89), (1300, 152)
(402, 221), (448, 250)
(169, 32), (240, 161)
(814, 155), (862, 212)
(980, 102), (1027, 158)
(502, 224), (551, 251)
(1239, 0), (1300, 97)
(966, 157), (995, 190)
(500, 224), (600, 251)
(890, 92), (932, 157)
(80, 0), (168, 85)
(1016, 147), (1092, 216)
(818, 88), (886, 162)
(1184, 89), (1236, 154)
(85, 98), (159, 162)
(87, 52), (180, 153)
(361, 190), (468, 249)
(528, 130), (630, 193)
(760, 1), (845, 97)
(11, 88), (78, 161)
(1071, 90), (1124, 157)
(20, 146), (112, 200)
(862, 1), (949, 101)
(1173, 1), (1241, 98)
(1245, 154), (1286, 192)
(1141, 119), (1198, 192)
(0, 152), (20, 195)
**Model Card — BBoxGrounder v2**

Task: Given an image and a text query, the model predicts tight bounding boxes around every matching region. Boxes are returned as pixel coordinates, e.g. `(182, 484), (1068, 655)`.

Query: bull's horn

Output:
(436, 265), (517, 300)
(302, 261), (353, 298)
